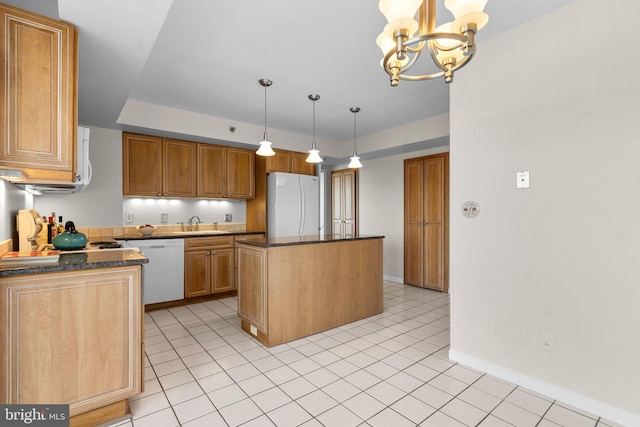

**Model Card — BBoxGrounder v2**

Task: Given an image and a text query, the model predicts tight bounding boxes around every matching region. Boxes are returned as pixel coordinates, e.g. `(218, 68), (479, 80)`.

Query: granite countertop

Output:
(0, 250), (148, 277)
(118, 230), (265, 240)
(236, 234), (384, 248)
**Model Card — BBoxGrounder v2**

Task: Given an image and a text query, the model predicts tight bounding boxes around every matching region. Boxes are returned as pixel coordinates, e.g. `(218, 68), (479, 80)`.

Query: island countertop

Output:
(0, 249), (148, 277)
(236, 233), (384, 248)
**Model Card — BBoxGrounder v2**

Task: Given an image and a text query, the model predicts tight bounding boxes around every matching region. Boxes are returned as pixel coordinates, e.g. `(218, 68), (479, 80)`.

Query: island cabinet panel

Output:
(237, 245), (267, 333)
(237, 238), (383, 347)
(0, 3), (78, 181)
(0, 266), (143, 417)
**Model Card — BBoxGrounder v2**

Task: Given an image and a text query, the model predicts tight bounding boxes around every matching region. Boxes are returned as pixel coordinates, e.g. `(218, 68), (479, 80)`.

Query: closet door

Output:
(404, 153), (449, 292)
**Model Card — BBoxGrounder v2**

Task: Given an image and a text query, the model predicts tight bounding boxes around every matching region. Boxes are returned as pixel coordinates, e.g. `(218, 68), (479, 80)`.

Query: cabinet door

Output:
(227, 148), (255, 199)
(404, 159), (425, 286)
(163, 139), (197, 197)
(237, 245), (267, 333)
(197, 144), (226, 198)
(0, 267), (142, 416)
(123, 133), (163, 196)
(184, 251), (210, 297)
(423, 157), (445, 291)
(0, 4), (77, 181)
(211, 248), (235, 293)
(265, 149), (291, 173)
(291, 152), (316, 176)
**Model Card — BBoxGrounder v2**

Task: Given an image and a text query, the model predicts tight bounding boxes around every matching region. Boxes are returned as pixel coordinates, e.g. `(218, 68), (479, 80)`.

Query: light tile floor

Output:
(108, 282), (623, 427)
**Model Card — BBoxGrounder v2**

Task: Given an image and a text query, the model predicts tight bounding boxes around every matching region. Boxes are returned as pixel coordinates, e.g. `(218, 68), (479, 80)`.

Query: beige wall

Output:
(449, 0), (640, 424)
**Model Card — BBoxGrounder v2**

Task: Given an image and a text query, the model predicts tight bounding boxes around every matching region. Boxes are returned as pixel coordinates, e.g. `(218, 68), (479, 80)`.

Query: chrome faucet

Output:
(188, 215), (201, 231)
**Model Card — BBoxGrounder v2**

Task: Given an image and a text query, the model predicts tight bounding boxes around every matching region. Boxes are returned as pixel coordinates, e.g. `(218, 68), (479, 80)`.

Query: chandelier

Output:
(376, 0), (489, 85)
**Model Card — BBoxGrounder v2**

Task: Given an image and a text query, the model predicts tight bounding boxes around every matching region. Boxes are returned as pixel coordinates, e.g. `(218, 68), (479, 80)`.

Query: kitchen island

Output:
(0, 250), (148, 426)
(236, 234), (384, 347)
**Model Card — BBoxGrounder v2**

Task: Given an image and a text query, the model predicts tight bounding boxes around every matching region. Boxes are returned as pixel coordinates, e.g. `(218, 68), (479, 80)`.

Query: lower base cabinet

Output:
(0, 266), (143, 419)
(184, 236), (235, 298)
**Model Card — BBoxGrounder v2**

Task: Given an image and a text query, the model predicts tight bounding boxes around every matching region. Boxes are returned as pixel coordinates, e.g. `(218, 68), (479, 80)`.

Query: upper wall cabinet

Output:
(0, 4), (78, 181)
(123, 133), (197, 197)
(265, 149), (316, 176)
(198, 144), (255, 199)
(123, 133), (254, 199)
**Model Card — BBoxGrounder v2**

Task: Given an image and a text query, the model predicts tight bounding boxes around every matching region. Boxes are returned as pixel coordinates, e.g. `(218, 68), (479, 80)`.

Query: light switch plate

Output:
(517, 171), (530, 189)
(161, 213), (168, 223)
(225, 214), (232, 222)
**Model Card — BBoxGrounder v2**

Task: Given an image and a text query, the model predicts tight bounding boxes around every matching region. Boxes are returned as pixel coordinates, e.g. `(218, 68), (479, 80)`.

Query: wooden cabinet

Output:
(184, 236), (235, 298)
(123, 133), (197, 197)
(331, 169), (357, 236)
(234, 234), (264, 289)
(265, 149), (316, 176)
(123, 133), (254, 199)
(0, 266), (143, 418)
(404, 153), (449, 292)
(237, 244), (268, 334)
(0, 3), (78, 182)
(237, 238), (383, 347)
(197, 144), (255, 199)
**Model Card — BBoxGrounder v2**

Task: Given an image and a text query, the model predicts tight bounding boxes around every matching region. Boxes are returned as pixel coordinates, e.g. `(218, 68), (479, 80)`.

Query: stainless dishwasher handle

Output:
(149, 245), (165, 249)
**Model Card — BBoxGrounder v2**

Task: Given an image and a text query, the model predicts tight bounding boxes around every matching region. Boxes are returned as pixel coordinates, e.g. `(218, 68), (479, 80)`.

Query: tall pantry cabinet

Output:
(404, 153), (449, 293)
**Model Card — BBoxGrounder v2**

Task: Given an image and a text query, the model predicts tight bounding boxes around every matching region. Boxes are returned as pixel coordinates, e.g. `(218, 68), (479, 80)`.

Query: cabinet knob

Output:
(164, 193), (168, 196)
(157, 193), (162, 196)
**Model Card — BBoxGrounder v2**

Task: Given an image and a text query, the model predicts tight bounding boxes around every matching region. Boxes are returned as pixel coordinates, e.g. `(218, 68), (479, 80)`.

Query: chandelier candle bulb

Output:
(377, 0), (489, 85)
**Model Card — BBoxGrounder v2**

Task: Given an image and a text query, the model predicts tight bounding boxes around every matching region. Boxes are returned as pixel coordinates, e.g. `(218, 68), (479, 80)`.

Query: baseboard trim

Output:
(449, 349), (640, 426)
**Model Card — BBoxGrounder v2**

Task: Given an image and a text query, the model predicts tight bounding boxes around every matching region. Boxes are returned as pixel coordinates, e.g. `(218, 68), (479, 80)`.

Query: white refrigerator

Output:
(267, 172), (320, 237)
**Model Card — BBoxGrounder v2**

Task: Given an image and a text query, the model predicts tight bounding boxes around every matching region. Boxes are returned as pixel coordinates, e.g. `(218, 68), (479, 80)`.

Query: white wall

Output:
(0, 180), (33, 245)
(346, 146), (449, 282)
(35, 127), (124, 227)
(449, 0), (640, 424)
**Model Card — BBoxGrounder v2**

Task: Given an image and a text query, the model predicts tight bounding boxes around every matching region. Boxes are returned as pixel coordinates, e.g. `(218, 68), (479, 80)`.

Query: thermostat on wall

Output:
(462, 201), (480, 218)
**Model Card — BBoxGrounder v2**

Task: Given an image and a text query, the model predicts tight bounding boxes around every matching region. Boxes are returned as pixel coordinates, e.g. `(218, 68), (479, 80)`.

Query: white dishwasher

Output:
(120, 238), (184, 305)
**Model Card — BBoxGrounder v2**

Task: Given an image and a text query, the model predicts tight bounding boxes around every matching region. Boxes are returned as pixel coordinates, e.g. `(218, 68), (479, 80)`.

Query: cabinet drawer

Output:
(185, 236), (234, 250)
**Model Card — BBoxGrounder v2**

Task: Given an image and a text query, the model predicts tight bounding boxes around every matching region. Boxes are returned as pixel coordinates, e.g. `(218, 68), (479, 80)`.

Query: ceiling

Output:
(11, 0), (576, 159)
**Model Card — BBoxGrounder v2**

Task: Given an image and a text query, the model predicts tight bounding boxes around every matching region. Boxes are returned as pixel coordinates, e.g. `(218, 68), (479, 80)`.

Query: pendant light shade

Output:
(348, 107), (363, 169)
(256, 79), (276, 157)
(306, 94), (323, 163)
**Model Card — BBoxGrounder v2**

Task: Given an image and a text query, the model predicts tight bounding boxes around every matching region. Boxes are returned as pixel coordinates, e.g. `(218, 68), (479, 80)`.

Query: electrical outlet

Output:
(517, 171), (530, 189)
(539, 331), (556, 352)
(125, 212), (133, 223)
(250, 325), (257, 336)
(161, 212), (168, 223)
(225, 214), (232, 222)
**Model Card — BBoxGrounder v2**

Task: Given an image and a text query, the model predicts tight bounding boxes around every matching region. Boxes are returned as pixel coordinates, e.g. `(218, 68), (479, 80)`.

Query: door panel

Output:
(184, 251), (209, 297)
(405, 223), (424, 287)
(197, 144), (225, 198)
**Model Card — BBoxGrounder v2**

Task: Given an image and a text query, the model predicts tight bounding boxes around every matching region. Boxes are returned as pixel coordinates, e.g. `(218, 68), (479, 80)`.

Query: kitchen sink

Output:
(172, 230), (231, 235)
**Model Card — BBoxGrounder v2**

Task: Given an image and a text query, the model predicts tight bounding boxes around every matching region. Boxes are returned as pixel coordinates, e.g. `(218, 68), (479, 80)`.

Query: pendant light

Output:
(348, 107), (363, 169)
(305, 94), (323, 163)
(256, 78), (276, 156)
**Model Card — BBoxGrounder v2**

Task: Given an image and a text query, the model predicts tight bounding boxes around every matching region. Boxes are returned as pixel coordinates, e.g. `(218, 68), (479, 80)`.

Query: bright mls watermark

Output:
(1, 405), (69, 426)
